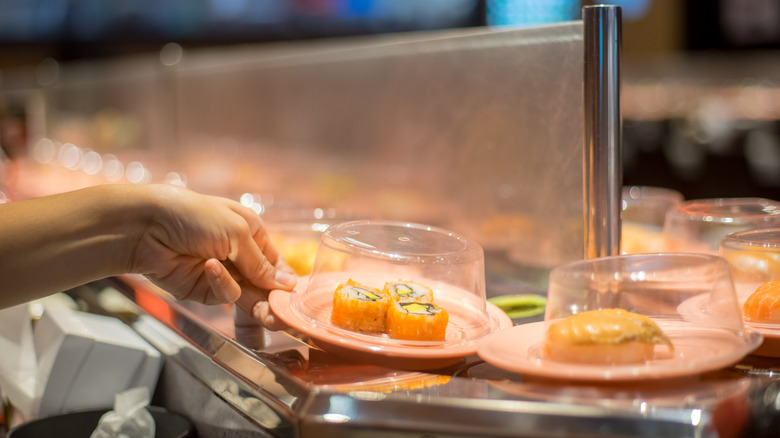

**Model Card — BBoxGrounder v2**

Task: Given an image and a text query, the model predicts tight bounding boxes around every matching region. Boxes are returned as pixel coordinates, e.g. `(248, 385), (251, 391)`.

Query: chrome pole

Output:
(583, 5), (623, 259)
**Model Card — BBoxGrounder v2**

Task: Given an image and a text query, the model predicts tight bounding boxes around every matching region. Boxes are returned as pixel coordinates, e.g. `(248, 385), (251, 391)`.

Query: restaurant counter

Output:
(59, 271), (779, 438)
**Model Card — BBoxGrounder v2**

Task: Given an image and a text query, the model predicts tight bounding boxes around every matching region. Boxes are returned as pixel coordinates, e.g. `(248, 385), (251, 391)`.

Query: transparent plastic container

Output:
(720, 228), (780, 300)
(289, 220), (497, 347)
(621, 185), (684, 228)
(720, 228), (780, 357)
(546, 253), (759, 369)
(263, 207), (351, 276)
(621, 185), (684, 254)
(663, 198), (780, 254)
(478, 253), (761, 380)
(546, 254), (743, 329)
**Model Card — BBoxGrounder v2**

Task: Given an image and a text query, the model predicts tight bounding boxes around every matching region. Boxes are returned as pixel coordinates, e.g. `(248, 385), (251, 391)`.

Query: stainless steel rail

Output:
(583, 5), (623, 259)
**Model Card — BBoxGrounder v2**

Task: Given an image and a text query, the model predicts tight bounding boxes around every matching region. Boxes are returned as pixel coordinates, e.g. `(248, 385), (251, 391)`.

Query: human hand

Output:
(234, 281), (294, 331)
(131, 185), (297, 305)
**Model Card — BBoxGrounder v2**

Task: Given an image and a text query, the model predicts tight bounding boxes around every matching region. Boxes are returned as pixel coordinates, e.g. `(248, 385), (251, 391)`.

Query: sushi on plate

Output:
(331, 279), (391, 333)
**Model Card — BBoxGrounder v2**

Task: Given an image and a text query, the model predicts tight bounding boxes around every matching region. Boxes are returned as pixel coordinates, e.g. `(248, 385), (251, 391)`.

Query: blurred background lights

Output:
(102, 154), (125, 182)
(81, 149), (103, 175)
(486, 0), (580, 27)
(126, 161), (151, 184)
(160, 42), (183, 66)
(32, 138), (57, 163)
(57, 142), (83, 170)
(240, 192), (265, 214)
(239, 192), (254, 207)
(163, 171), (187, 187)
(35, 58), (59, 86)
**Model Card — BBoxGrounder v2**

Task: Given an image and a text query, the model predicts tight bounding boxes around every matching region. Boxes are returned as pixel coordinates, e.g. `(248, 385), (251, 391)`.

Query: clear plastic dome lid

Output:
(720, 228), (780, 318)
(476, 253), (760, 381)
(546, 253), (746, 334)
(289, 220), (495, 347)
(664, 198), (780, 253)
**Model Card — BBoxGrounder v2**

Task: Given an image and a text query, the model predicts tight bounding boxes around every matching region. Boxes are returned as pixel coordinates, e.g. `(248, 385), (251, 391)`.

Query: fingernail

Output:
(277, 258), (296, 275)
(275, 269), (297, 288)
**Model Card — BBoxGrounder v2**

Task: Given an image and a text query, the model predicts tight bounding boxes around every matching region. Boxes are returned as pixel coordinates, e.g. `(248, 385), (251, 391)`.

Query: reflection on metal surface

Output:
(122, 277), (304, 437)
(211, 378), (282, 430)
(300, 392), (706, 438)
(733, 355), (780, 377)
(332, 374), (451, 394)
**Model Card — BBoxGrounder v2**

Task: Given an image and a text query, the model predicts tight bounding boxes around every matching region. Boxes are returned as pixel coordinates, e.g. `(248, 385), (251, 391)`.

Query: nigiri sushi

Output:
(331, 279), (390, 333)
(743, 280), (780, 323)
(542, 308), (674, 365)
(382, 280), (434, 302)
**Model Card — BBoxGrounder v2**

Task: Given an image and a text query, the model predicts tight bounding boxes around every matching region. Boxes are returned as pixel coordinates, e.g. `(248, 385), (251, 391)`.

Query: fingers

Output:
(253, 300), (289, 331)
(226, 204), (297, 292)
(276, 258), (296, 276)
(234, 285), (290, 331)
(205, 258), (241, 303)
(234, 281), (262, 316)
(230, 244), (297, 291)
(229, 202), (284, 267)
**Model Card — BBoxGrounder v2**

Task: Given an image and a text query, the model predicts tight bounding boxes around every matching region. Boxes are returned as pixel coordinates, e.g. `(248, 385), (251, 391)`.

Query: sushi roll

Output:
(744, 280), (780, 323)
(382, 280), (434, 302)
(386, 301), (449, 341)
(331, 279), (390, 333)
(541, 308), (674, 365)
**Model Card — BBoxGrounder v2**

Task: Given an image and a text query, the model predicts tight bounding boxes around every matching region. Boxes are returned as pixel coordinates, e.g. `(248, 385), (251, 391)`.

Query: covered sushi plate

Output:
(269, 220), (511, 369)
(477, 253), (762, 381)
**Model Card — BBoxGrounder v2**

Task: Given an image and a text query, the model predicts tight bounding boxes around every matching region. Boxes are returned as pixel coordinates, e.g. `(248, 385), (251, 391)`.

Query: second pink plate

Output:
(477, 321), (762, 381)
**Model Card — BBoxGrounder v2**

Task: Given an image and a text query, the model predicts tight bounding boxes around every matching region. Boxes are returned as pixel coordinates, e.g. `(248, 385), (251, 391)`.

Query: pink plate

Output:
(477, 321), (762, 381)
(693, 291), (780, 358)
(269, 290), (512, 370)
(488, 373), (753, 409)
(744, 324), (780, 358)
(735, 293), (780, 358)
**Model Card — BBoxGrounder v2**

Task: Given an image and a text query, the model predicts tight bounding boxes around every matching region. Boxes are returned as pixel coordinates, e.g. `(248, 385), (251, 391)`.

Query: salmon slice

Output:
(744, 280), (780, 323)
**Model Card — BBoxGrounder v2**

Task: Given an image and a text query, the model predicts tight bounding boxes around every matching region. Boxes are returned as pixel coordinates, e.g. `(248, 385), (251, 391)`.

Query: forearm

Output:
(0, 184), (149, 307)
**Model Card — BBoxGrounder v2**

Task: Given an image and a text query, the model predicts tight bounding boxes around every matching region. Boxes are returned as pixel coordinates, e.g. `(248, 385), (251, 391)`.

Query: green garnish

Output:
(488, 294), (547, 319)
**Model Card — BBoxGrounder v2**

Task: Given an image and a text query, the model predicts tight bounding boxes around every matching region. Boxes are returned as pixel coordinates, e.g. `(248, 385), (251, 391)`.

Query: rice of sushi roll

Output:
(382, 280), (434, 302)
(331, 279), (390, 333)
(386, 301), (449, 341)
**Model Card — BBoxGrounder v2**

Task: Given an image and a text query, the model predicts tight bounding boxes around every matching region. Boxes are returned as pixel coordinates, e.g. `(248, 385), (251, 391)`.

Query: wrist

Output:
(89, 184), (158, 276)
(123, 184), (189, 276)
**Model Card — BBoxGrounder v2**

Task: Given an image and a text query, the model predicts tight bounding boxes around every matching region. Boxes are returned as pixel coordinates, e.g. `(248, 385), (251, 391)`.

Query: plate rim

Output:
(476, 321), (762, 381)
(270, 289), (512, 359)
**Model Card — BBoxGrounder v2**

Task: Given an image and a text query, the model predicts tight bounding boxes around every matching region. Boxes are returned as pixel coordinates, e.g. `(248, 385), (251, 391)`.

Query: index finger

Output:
(231, 202), (282, 266)
(226, 204), (296, 291)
